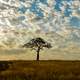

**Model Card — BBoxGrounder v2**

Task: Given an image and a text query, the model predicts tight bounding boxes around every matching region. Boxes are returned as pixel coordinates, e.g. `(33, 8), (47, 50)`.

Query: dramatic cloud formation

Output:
(0, 0), (80, 60)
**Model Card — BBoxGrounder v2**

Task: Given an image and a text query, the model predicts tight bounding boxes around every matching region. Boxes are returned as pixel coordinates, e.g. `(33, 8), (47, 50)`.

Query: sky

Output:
(0, 0), (80, 60)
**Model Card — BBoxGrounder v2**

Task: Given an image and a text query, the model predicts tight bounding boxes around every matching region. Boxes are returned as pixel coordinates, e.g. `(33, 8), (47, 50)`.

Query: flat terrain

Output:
(0, 60), (80, 80)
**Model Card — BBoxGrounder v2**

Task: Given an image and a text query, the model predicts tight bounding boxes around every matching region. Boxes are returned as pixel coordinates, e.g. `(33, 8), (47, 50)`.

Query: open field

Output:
(0, 60), (80, 80)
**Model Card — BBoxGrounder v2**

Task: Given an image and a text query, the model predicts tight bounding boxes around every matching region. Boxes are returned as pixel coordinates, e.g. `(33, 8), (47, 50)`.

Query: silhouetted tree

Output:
(22, 37), (52, 61)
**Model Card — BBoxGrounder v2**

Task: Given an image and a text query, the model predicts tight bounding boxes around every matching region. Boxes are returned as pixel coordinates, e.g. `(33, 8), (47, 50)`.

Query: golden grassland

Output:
(0, 60), (80, 80)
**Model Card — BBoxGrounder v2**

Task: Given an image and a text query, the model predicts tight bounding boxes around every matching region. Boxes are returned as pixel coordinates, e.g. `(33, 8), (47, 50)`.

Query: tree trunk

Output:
(36, 47), (40, 61)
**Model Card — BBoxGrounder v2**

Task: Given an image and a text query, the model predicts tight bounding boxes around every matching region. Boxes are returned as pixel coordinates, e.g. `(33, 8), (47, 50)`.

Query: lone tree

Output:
(22, 37), (52, 61)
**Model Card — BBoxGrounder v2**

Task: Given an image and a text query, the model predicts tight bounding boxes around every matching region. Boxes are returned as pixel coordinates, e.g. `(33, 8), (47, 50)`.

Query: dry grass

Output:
(0, 60), (80, 80)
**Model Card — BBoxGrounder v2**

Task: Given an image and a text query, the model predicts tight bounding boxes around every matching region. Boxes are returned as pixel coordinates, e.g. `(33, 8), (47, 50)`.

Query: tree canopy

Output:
(22, 37), (52, 50)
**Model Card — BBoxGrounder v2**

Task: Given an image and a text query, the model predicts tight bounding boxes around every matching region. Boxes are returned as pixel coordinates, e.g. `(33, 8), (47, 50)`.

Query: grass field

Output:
(0, 60), (80, 80)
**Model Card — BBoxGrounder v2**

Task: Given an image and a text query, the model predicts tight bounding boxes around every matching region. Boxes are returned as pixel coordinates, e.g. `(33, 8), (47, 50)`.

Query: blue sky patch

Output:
(54, 0), (63, 11)
(30, 1), (44, 17)
(77, 8), (80, 14)
(55, 0), (62, 3)
(64, 5), (72, 17)
(66, 0), (72, 2)
(39, 0), (48, 5)
(70, 17), (80, 28)
(18, 5), (27, 14)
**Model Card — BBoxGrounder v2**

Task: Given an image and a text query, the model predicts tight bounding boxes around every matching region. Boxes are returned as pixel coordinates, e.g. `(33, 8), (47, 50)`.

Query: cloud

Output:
(0, 0), (80, 49)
